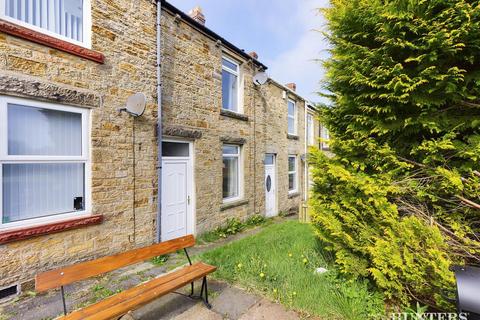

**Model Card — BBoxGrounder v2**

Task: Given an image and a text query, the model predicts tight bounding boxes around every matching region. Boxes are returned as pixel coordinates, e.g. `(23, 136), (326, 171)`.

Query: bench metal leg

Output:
(173, 277), (211, 309)
(60, 285), (67, 315)
(201, 276), (211, 309)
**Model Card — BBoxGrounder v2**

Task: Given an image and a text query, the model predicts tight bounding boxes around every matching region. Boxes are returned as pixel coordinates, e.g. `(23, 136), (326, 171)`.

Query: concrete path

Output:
(0, 216), (300, 320)
(127, 279), (300, 320)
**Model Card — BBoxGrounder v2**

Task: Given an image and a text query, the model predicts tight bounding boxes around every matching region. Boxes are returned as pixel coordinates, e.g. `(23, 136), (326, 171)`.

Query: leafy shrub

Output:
(216, 218), (245, 238)
(313, 0), (480, 309)
(310, 152), (455, 307)
(245, 214), (267, 226)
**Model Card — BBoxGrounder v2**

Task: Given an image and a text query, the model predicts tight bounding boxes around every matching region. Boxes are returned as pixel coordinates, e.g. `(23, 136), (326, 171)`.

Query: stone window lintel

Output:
(220, 136), (246, 145)
(0, 74), (101, 108)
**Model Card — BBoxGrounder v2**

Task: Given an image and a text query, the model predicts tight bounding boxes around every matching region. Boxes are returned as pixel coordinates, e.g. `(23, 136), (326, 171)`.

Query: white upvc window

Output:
(0, 0), (92, 48)
(287, 99), (297, 135)
(307, 113), (314, 146)
(288, 155), (297, 193)
(0, 96), (91, 229)
(222, 144), (242, 202)
(221, 56), (241, 113)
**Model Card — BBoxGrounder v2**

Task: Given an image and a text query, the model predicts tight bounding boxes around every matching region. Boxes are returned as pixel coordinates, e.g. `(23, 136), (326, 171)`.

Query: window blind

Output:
(2, 163), (84, 223)
(4, 0), (84, 42)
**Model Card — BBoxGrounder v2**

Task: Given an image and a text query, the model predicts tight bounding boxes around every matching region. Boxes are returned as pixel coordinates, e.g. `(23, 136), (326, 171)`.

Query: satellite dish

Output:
(123, 93), (146, 117)
(253, 72), (268, 86)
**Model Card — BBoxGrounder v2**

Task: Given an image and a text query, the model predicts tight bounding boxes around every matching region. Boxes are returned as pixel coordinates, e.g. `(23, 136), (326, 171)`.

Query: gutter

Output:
(155, 0), (163, 243)
(267, 78), (307, 102)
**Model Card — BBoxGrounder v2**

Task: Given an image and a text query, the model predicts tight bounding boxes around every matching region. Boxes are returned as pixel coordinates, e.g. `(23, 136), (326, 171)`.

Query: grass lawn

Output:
(197, 220), (385, 320)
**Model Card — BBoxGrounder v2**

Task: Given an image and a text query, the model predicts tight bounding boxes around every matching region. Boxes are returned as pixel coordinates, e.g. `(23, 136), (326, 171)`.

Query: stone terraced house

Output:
(0, 0), (324, 298)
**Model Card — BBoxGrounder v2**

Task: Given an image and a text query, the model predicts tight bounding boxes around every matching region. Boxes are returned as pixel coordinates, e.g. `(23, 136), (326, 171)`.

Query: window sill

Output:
(287, 134), (299, 140)
(220, 109), (249, 121)
(0, 215), (103, 244)
(288, 192), (300, 199)
(220, 199), (249, 211)
(0, 19), (105, 64)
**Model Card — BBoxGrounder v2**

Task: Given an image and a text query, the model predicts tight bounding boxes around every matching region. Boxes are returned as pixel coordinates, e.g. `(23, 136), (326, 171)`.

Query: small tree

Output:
(311, 0), (480, 309)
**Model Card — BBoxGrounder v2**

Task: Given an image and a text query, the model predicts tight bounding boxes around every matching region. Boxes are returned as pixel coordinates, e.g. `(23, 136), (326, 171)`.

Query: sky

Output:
(168, 0), (330, 104)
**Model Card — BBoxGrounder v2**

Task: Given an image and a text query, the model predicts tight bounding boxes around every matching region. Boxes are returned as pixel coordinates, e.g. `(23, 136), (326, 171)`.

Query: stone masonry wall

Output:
(160, 9), (268, 233)
(0, 0), (159, 289)
(263, 82), (306, 216)
(0, 0), (310, 292)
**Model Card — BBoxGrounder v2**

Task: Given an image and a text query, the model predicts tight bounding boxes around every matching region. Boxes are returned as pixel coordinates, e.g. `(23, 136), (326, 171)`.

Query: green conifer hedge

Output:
(310, 0), (480, 309)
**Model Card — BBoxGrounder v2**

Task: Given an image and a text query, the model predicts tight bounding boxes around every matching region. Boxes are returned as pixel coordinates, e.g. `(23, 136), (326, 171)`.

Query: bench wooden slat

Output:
(36, 235), (195, 292)
(62, 262), (217, 320)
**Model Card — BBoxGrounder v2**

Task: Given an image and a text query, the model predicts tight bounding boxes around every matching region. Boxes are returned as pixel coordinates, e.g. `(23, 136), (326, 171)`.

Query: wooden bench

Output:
(35, 235), (216, 320)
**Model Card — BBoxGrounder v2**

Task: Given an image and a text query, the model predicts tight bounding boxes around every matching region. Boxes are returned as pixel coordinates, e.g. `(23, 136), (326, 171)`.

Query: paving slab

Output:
(172, 303), (223, 320)
(210, 286), (261, 320)
(238, 298), (300, 320)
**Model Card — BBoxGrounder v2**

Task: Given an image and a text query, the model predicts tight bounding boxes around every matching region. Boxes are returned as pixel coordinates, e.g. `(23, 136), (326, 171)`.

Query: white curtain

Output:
(5, 0), (84, 42)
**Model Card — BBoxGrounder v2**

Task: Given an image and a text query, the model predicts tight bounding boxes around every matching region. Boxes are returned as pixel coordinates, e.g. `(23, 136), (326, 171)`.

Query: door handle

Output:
(187, 196), (191, 205)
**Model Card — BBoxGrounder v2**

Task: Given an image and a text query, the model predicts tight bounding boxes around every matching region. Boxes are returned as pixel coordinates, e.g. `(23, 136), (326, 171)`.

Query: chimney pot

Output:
(188, 6), (205, 25)
(248, 51), (258, 60)
(285, 83), (296, 92)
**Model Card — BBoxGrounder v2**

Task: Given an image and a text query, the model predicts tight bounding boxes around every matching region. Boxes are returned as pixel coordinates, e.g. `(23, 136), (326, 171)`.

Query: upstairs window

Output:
(307, 113), (314, 146)
(1, 0), (91, 47)
(321, 125), (330, 150)
(287, 99), (296, 135)
(288, 155), (297, 193)
(222, 56), (240, 113)
(0, 96), (90, 229)
(222, 144), (241, 202)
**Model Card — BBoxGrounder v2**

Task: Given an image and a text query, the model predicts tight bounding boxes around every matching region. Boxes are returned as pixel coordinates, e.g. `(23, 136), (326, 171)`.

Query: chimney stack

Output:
(248, 51), (258, 60)
(188, 6), (205, 25)
(285, 83), (296, 92)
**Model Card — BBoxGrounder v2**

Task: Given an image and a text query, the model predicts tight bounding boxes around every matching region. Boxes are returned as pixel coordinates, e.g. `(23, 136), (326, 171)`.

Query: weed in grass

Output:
(278, 211), (289, 217)
(151, 254), (169, 266)
(74, 284), (119, 309)
(197, 215), (270, 244)
(135, 270), (153, 282)
(0, 313), (11, 320)
(245, 214), (266, 226)
(198, 220), (385, 320)
(402, 303), (429, 320)
(118, 275), (130, 282)
(24, 291), (36, 297)
(208, 289), (220, 300)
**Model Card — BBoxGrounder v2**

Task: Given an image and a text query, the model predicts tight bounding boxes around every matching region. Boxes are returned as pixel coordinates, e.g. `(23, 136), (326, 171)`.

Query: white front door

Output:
(265, 154), (277, 217)
(161, 141), (193, 241)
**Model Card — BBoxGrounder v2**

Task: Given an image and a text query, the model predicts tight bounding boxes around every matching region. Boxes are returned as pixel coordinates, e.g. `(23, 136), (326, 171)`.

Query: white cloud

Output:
(264, 0), (330, 103)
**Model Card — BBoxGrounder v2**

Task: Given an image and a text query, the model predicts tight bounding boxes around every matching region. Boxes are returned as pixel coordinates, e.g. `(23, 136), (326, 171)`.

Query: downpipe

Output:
(155, 0), (163, 243)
